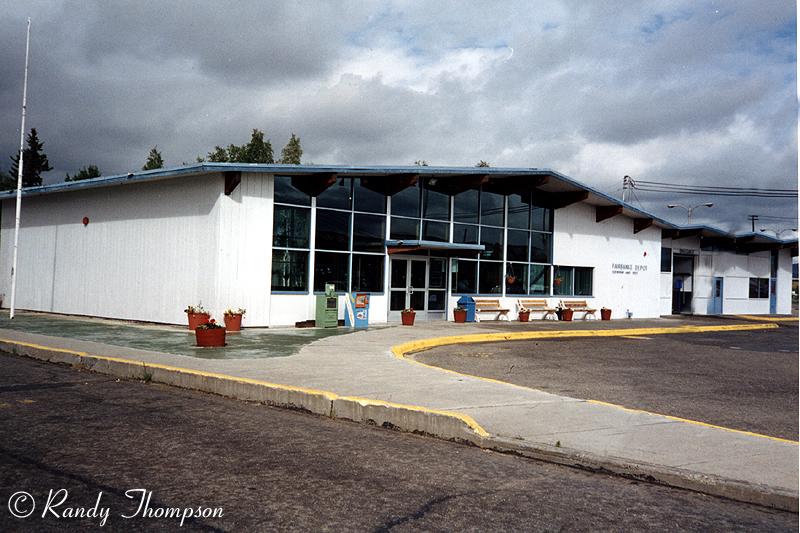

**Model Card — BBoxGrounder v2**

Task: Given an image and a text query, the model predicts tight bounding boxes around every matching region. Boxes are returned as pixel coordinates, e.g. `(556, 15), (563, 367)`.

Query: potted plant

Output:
(401, 308), (416, 326)
(224, 308), (246, 332)
(557, 302), (573, 321)
(195, 319), (226, 347)
(518, 306), (530, 322)
(453, 306), (467, 323)
(184, 304), (210, 331)
(601, 307), (612, 320)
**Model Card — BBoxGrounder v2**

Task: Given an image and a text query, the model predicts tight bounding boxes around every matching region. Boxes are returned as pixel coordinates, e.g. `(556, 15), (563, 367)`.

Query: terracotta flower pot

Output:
(401, 312), (416, 326)
(195, 327), (226, 347)
(187, 312), (211, 330)
(224, 313), (243, 332)
(518, 311), (530, 322)
(601, 308), (612, 320)
(453, 310), (467, 323)
(561, 308), (574, 321)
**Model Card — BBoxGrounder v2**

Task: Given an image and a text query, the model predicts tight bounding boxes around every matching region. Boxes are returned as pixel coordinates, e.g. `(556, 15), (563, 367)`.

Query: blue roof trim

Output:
(0, 163), (794, 246)
(385, 240), (486, 252)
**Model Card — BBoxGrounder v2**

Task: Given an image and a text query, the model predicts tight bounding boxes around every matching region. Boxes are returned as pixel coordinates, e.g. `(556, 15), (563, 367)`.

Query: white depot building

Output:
(0, 164), (794, 327)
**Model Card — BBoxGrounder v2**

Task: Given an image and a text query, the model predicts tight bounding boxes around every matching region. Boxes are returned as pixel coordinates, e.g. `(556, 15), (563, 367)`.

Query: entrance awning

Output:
(385, 240), (485, 255)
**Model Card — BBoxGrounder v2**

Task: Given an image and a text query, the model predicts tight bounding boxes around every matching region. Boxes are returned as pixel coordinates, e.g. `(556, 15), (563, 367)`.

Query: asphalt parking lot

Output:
(1, 354), (795, 531)
(417, 323), (798, 440)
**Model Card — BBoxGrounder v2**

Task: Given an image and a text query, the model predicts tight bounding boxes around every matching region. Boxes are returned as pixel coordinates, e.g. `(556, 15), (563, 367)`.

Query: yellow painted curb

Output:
(391, 322), (798, 445)
(0, 337), (489, 439)
(736, 315), (799, 323)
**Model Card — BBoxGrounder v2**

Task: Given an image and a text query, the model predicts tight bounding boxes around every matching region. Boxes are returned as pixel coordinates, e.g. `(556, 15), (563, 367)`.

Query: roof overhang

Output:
(385, 240), (485, 256)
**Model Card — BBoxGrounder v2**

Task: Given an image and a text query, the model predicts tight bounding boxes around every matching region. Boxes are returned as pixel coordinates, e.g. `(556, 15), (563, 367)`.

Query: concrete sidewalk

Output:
(0, 318), (796, 511)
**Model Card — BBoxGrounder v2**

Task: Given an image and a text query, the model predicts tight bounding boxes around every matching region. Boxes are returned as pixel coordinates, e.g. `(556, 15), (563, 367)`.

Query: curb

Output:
(3, 333), (797, 512)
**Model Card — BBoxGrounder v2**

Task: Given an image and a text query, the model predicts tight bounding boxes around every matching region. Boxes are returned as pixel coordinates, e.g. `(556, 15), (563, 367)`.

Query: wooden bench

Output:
(561, 300), (597, 319)
(518, 299), (558, 320)
(473, 298), (510, 321)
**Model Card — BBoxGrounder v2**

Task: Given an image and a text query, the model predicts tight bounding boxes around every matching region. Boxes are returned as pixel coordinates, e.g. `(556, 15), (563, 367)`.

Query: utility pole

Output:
(10, 18), (31, 320)
(622, 175), (631, 203)
(747, 215), (758, 232)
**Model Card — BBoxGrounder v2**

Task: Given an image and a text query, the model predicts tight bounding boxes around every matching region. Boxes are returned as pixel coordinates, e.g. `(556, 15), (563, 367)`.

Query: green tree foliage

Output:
(142, 146), (164, 170)
(476, 160), (491, 167)
(65, 165), (101, 182)
(4, 128), (52, 190)
(414, 160), (429, 166)
(279, 133), (303, 164)
(205, 129), (274, 163)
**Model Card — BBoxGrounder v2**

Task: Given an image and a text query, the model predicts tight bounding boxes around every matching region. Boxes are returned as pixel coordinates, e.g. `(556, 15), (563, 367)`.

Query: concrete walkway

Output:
(0, 318), (796, 511)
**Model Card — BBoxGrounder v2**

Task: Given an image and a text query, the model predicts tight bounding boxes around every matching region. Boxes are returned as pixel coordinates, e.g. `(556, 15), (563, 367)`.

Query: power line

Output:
(629, 178), (797, 198)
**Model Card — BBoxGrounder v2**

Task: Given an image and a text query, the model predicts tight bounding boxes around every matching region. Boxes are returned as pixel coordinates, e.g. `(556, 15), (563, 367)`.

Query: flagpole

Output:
(10, 17), (31, 320)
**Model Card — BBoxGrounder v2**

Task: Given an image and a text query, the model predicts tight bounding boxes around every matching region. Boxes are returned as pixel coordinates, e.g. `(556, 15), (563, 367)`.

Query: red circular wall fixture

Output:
(82, 217), (89, 226)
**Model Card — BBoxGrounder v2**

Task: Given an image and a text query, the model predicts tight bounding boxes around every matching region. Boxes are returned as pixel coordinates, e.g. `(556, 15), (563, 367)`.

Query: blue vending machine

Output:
(345, 293), (370, 329)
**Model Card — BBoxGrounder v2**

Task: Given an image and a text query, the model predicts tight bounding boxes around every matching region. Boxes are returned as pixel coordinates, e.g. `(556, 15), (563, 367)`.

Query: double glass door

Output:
(389, 257), (447, 321)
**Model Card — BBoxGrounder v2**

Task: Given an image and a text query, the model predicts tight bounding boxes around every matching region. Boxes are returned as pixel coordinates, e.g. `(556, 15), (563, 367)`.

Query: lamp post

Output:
(760, 228), (797, 239)
(667, 203), (714, 224)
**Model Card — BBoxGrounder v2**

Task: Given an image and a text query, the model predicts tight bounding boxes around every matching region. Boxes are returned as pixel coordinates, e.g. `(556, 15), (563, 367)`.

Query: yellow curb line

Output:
(0, 337), (490, 439)
(736, 315), (799, 323)
(391, 322), (798, 445)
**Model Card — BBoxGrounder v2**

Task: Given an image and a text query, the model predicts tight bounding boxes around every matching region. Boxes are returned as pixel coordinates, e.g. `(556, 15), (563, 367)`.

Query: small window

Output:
(271, 250), (308, 292)
(574, 267), (593, 296)
(553, 266), (574, 296)
(452, 259), (477, 294)
(661, 247), (672, 272)
(749, 278), (769, 299)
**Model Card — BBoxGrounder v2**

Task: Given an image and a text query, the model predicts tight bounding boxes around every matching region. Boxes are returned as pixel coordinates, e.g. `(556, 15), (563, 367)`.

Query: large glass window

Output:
(531, 206), (552, 232)
(390, 217), (419, 241)
(553, 266), (593, 296)
(505, 263), (528, 295)
(507, 192), (530, 229)
(317, 178), (352, 210)
(315, 209), (350, 251)
(480, 226), (503, 261)
(352, 254), (384, 292)
(529, 264), (551, 295)
(423, 179), (450, 221)
(353, 214), (385, 253)
(452, 259), (477, 294)
(272, 250), (308, 292)
(273, 205), (310, 248)
(354, 179), (386, 213)
(391, 183), (421, 218)
(553, 266), (574, 296)
(530, 232), (552, 263)
(314, 252), (349, 292)
(454, 189), (479, 223)
(480, 190), (504, 227)
(274, 176), (310, 206)
(506, 229), (529, 262)
(453, 223), (478, 244)
(422, 220), (449, 242)
(574, 267), (593, 296)
(479, 262), (502, 294)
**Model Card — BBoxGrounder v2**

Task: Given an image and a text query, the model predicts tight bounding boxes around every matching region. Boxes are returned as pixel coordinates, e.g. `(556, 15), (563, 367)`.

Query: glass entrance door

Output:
(388, 257), (447, 321)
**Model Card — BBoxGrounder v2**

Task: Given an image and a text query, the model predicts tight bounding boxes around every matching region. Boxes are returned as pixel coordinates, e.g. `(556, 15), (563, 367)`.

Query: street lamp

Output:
(760, 228), (797, 238)
(667, 203), (714, 224)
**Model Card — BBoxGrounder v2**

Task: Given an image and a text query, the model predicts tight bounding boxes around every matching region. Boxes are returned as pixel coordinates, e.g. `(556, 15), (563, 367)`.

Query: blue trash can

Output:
(457, 296), (476, 323)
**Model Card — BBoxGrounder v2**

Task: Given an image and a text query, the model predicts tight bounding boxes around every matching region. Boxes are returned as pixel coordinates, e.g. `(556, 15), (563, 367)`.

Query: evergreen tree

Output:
(476, 160), (490, 167)
(414, 160), (429, 166)
(65, 165), (101, 182)
(142, 146), (164, 170)
(205, 129), (274, 163)
(6, 128), (52, 189)
(279, 133), (303, 164)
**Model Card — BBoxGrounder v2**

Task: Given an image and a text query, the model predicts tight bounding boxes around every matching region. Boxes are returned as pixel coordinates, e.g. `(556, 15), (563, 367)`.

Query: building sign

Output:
(611, 263), (648, 275)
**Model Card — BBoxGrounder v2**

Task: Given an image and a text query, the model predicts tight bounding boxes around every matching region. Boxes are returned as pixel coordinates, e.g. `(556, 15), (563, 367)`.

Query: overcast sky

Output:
(0, 1), (796, 233)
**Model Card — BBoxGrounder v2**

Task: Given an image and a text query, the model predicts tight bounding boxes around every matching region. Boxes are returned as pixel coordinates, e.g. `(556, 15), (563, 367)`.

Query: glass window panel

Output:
(354, 179), (386, 213)
(453, 189), (479, 223)
(423, 180), (450, 221)
(506, 229), (529, 262)
(480, 190), (504, 227)
(480, 226), (504, 261)
(453, 223), (478, 244)
(390, 217), (420, 241)
(390, 291), (406, 311)
(479, 261), (502, 294)
(352, 254), (384, 292)
(315, 209), (350, 251)
(410, 260), (426, 288)
(429, 258), (446, 289)
(422, 220), (449, 242)
(271, 250), (308, 292)
(316, 178), (352, 210)
(531, 206), (552, 232)
(530, 232), (552, 263)
(353, 213), (386, 253)
(273, 205), (310, 248)
(759, 278), (769, 299)
(529, 264), (551, 295)
(410, 290), (425, 310)
(274, 175), (310, 206)
(391, 183), (421, 218)
(391, 259), (407, 289)
(452, 259), (477, 294)
(428, 290), (446, 311)
(313, 252), (349, 292)
(505, 263), (527, 295)
(748, 278), (758, 298)
(553, 266), (573, 296)
(574, 267), (593, 296)
(661, 247), (672, 272)
(507, 193), (530, 229)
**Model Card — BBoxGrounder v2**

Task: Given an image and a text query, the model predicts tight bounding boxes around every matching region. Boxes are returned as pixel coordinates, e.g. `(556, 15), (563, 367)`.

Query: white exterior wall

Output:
(776, 249), (792, 314)
(0, 175), (224, 324)
(553, 202), (662, 319)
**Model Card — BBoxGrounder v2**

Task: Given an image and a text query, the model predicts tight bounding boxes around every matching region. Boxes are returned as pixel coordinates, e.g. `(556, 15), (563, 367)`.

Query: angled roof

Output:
(0, 163), (795, 250)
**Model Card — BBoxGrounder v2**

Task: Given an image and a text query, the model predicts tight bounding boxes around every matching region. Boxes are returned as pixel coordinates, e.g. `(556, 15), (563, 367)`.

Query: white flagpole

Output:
(10, 17), (31, 320)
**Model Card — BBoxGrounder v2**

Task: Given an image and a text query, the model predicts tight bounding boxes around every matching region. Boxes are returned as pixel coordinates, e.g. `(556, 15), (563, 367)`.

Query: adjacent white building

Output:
(0, 164), (794, 326)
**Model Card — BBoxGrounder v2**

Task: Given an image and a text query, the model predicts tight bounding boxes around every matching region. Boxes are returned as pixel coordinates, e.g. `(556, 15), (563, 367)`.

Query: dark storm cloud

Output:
(0, 0), (795, 232)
